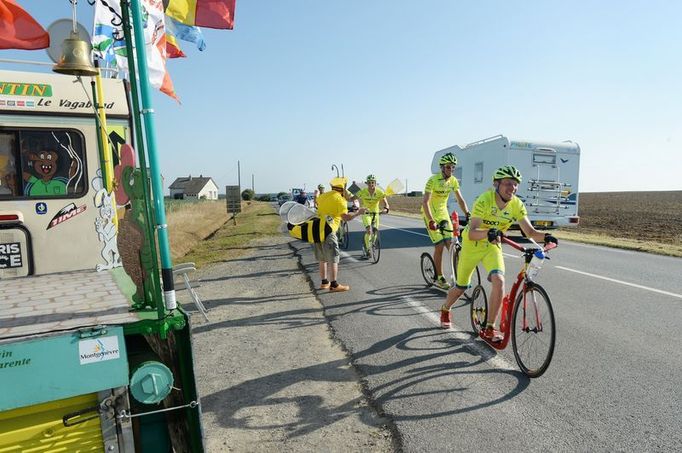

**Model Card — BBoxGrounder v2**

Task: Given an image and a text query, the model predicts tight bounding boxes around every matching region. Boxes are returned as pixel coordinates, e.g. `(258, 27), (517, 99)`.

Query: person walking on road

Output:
(315, 177), (366, 292)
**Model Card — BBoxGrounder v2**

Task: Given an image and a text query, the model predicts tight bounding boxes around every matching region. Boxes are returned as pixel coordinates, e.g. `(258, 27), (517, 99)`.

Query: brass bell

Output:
(53, 31), (98, 77)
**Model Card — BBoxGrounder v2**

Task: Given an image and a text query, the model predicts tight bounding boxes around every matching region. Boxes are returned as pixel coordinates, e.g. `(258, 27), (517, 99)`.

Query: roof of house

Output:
(169, 175), (216, 194)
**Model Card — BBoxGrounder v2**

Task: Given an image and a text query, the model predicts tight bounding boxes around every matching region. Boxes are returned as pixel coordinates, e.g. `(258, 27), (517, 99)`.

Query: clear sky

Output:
(3, 1), (681, 194)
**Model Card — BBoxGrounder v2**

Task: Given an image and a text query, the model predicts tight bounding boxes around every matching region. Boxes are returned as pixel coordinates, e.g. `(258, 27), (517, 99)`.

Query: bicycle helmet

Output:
(366, 174), (377, 183)
(317, 184), (324, 190)
(492, 165), (522, 183)
(438, 152), (458, 166)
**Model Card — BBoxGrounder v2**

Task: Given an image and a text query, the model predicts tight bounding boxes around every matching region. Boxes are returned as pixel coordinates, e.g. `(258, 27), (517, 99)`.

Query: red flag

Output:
(0, 0), (49, 50)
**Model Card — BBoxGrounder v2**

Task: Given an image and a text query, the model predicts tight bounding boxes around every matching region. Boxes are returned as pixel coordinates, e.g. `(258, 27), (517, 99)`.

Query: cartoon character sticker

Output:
(92, 169), (121, 271)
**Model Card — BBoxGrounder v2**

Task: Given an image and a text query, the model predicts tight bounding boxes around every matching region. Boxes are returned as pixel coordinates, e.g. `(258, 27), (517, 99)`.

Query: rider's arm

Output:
(466, 217), (490, 242)
(341, 207), (366, 221)
(422, 192), (434, 222)
(382, 196), (390, 211)
(454, 189), (470, 217)
(518, 217), (547, 243)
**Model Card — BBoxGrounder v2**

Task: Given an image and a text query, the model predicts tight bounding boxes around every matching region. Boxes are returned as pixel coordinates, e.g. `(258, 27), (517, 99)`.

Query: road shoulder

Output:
(183, 234), (395, 452)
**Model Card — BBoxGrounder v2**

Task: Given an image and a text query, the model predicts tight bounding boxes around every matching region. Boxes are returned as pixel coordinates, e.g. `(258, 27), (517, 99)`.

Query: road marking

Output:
(379, 221), (430, 238)
(401, 296), (515, 372)
(555, 266), (682, 299)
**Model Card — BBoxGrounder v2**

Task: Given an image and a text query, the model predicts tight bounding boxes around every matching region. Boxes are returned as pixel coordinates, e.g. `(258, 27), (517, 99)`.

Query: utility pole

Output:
(405, 179), (408, 196)
(252, 174), (254, 192)
(237, 160), (241, 191)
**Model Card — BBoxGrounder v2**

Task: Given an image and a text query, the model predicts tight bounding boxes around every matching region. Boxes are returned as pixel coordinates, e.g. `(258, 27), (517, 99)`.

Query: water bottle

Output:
(527, 250), (546, 279)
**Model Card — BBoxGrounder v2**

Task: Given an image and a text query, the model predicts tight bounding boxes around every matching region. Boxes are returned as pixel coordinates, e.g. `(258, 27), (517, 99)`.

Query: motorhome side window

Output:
(474, 162), (484, 183)
(533, 153), (556, 165)
(0, 129), (86, 199)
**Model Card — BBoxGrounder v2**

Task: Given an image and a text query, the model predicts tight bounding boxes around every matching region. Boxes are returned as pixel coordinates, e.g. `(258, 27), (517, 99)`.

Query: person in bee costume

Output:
(290, 177), (365, 292)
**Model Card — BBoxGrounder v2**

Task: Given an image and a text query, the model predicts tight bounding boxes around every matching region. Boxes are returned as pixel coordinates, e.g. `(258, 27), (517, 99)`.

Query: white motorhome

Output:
(431, 135), (580, 228)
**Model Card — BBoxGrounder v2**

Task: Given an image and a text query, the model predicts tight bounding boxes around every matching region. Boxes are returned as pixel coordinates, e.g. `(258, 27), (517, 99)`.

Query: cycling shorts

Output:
(362, 212), (380, 229)
(455, 233), (505, 288)
(422, 211), (453, 244)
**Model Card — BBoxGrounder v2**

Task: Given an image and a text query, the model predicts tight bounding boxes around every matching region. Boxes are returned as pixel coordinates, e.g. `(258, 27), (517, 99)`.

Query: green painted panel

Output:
(0, 326), (129, 411)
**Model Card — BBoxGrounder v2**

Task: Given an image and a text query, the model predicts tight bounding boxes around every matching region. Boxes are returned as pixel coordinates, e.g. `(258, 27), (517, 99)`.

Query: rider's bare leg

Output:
(486, 273), (506, 327)
(443, 286), (465, 311)
(433, 241), (447, 277)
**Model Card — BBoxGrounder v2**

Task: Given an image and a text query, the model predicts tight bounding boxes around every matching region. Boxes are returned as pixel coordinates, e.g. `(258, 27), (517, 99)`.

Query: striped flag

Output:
(165, 0), (236, 30)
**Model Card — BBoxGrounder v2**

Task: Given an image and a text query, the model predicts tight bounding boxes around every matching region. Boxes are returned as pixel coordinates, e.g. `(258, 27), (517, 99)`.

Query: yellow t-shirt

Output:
(422, 173), (460, 217)
(316, 190), (348, 232)
(464, 189), (527, 242)
(355, 187), (386, 213)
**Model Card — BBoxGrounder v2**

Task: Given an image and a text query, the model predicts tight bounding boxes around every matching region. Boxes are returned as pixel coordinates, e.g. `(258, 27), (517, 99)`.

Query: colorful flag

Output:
(166, 33), (186, 58)
(166, 16), (206, 51)
(165, 0), (236, 30)
(93, 0), (178, 100)
(0, 0), (49, 50)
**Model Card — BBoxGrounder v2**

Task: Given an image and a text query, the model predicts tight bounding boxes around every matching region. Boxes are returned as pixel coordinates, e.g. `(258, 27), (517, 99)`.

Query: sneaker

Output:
(440, 309), (451, 329)
(359, 253), (369, 260)
(319, 282), (331, 290)
(482, 326), (504, 342)
(330, 283), (350, 292)
(434, 277), (451, 290)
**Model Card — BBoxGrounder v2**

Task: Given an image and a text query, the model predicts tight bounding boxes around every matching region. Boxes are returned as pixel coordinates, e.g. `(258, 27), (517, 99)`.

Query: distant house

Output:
(169, 175), (219, 200)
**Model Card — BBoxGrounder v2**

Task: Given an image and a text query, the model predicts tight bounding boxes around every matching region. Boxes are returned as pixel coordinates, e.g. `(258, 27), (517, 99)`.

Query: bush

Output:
(241, 189), (255, 200)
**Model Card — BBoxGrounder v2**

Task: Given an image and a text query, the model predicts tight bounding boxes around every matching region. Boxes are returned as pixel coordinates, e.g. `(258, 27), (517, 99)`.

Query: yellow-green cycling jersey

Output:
(356, 187), (386, 228)
(421, 173), (460, 217)
(355, 187), (386, 213)
(455, 189), (528, 288)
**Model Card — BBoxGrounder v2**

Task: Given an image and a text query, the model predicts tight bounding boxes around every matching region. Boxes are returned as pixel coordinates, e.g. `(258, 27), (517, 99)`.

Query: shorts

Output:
(362, 212), (380, 229)
(454, 232), (505, 289)
(422, 211), (453, 244)
(313, 232), (340, 264)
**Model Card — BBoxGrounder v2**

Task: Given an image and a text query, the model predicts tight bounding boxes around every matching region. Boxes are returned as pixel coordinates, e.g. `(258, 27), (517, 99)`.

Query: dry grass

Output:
(387, 191), (682, 257)
(172, 201), (280, 268)
(166, 200), (229, 260)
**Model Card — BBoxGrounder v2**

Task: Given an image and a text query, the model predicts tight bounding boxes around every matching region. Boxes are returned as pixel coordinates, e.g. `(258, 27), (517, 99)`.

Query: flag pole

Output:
(128, 0), (176, 310)
(119, 0), (163, 314)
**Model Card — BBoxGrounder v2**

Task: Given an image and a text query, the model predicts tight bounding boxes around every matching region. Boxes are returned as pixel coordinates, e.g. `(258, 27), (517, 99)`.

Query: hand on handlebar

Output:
(383, 207), (390, 214)
(487, 228), (502, 243)
(544, 233), (558, 245)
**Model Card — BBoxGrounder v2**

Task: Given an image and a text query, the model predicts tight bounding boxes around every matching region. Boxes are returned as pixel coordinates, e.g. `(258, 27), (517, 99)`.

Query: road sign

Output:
(226, 185), (241, 213)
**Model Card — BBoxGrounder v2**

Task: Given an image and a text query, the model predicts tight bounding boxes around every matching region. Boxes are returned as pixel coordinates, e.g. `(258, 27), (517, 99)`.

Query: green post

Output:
(120, 0), (163, 318)
(128, 0), (176, 310)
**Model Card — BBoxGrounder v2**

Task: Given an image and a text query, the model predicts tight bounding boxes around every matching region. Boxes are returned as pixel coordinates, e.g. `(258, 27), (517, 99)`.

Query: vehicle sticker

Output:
(79, 336), (121, 365)
(46, 203), (87, 230)
(0, 242), (22, 269)
(35, 202), (47, 215)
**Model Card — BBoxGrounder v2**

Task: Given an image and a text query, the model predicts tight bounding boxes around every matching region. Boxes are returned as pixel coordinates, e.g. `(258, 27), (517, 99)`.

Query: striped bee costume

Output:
(287, 217), (333, 243)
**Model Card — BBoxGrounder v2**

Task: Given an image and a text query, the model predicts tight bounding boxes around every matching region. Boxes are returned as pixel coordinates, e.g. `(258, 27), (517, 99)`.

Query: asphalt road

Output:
(293, 214), (682, 452)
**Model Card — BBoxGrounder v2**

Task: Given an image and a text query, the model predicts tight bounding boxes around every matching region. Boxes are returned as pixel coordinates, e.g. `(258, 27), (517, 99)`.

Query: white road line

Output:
(378, 221), (430, 238)
(555, 266), (682, 299)
(401, 296), (515, 372)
